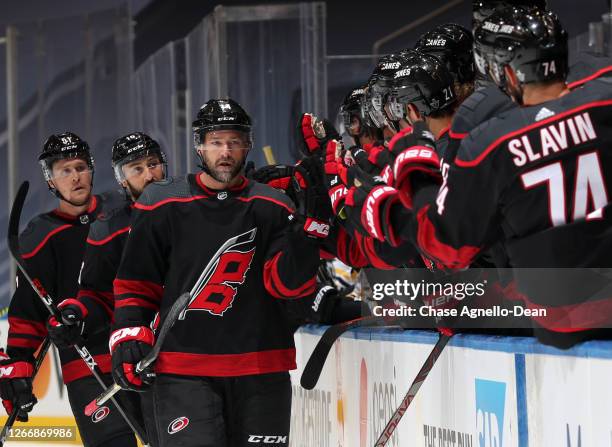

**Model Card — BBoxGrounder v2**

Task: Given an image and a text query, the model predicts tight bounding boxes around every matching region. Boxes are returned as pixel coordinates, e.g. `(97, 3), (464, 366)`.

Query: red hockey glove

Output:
(298, 113), (340, 157)
(386, 121), (441, 207)
(323, 140), (350, 216)
(0, 352), (36, 422)
(109, 326), (155, 392)
(46, 299), (88, 348)
(292, 156), (333, 239)
(249, 164), (296, 193)
(342, 164), (402, 246)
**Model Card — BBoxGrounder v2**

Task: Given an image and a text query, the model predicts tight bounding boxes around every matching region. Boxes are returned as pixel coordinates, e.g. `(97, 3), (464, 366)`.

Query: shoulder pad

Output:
(245, 181), (296, 212)
(451, 86), (515, 135)
(19, 213), (70, 257)
(568, 53), (612, 85)
(88, 204), (131, 243)
(137, 175), (192, 207)
(95, 189), (130, 214)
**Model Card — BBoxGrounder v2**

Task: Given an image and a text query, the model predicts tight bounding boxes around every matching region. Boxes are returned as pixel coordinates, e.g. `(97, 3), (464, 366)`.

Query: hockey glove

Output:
(298, 113), (340, 157)
(342, 163), (402, 246)
(109, 326), (155, 392)
(349, 143), (393, 178)
(250, 164), (296, 194)
(323, 140), (350, 216)
(0, 352), (37, 422)
(386, 121), (441, 207)
(293, 156), (333, 239)
(46, 299), (87, 348)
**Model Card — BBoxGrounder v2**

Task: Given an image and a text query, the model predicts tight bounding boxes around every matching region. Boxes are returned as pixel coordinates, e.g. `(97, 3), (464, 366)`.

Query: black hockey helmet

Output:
(111, 132), (167, 184)
(387, 51), (456, 119)
(415, 23), (475, 84)
(474, 5), (568, 96)
(39, 132), (94, 181)
(192, 98), (252, 148)
(365, 53), (412, 129)
(339, 85), (367, 132)
(473, 1), (547, 28)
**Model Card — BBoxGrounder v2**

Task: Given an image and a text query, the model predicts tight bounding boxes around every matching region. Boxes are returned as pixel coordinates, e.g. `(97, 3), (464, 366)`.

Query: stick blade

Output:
(8, 181), (29, 246)
(300, 316), (386, 390)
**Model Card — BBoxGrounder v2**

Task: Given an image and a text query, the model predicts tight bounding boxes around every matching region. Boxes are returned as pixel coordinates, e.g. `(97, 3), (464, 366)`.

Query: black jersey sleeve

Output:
(254, 185), (320, 300)
(113, 197), (168, 330)
(6, 218), (59, 360)
(77, 221), (129, 331)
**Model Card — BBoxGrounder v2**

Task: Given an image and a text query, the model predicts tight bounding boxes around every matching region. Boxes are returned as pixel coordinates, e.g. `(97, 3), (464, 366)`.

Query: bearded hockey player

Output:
(341, 6), (612, 348)
(0, 133), (145, 446)
(46, 132), (167, 446)
(110, 98), (322, 446)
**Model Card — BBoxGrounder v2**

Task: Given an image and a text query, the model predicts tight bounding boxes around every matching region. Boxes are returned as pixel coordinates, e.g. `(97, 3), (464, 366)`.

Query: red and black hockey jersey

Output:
(7, 190), (128, 383)
(113, 174), (320, 377)
(448, 54), (612, 160)
(397, 78), (612, 330)
(76, 201), (133, 330)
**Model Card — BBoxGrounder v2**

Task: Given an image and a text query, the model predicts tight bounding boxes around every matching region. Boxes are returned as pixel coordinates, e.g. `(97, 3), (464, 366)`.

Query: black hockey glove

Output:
(0, 352), (37, 422)
(46, 299), (87, 348)
(298, 113), (340, 157)
(109, 326), (156, 392)
(250, 164), (296, 196)
(349, 143), (393, 178)
(292, 155), (333, 239)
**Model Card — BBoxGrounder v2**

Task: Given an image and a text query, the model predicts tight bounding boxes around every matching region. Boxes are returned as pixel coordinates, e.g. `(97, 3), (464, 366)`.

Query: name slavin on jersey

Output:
(508, 112), (597, 167)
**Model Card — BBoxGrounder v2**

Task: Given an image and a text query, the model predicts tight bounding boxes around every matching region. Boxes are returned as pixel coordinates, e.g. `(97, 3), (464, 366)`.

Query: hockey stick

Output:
(0, 338), (51, 447)
(85, 227), (258, 416)
(374, 328), (453, 446)
(300, 315), (399, 390)
(8, 182), (151, 447)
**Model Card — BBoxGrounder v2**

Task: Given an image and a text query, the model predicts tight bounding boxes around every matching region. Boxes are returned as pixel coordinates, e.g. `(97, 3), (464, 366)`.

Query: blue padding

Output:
(515, 354), (529, 447)
(298, 325), (612, 359)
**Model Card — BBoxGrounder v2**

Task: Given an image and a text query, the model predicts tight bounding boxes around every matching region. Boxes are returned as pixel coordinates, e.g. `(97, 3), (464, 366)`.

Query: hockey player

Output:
(0, 133), (144, 446)
(339, 84), (384, 148)
(110, 98), (322, 446)
(340, 6), (612, 348)
(415, 23), (476, 103)
(46, 132), (167, 445)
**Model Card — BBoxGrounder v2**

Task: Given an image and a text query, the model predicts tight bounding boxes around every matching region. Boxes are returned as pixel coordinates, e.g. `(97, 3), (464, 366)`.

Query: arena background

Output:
(0, 1), (611, 445)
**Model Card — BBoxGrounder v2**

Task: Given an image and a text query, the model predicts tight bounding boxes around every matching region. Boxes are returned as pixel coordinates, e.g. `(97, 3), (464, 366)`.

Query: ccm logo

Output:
(0, 367), (14, 377)
(247, 435), (288, 443)
(109, 327), (142, 349)
(306, 221), (330, 237)
(168, 416), (190, 434)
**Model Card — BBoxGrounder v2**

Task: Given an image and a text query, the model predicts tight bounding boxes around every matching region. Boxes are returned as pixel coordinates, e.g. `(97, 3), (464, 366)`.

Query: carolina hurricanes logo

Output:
(181, 230), (257, 318)
(168, 416), (189, 434)
(92, 406), (110, 423)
